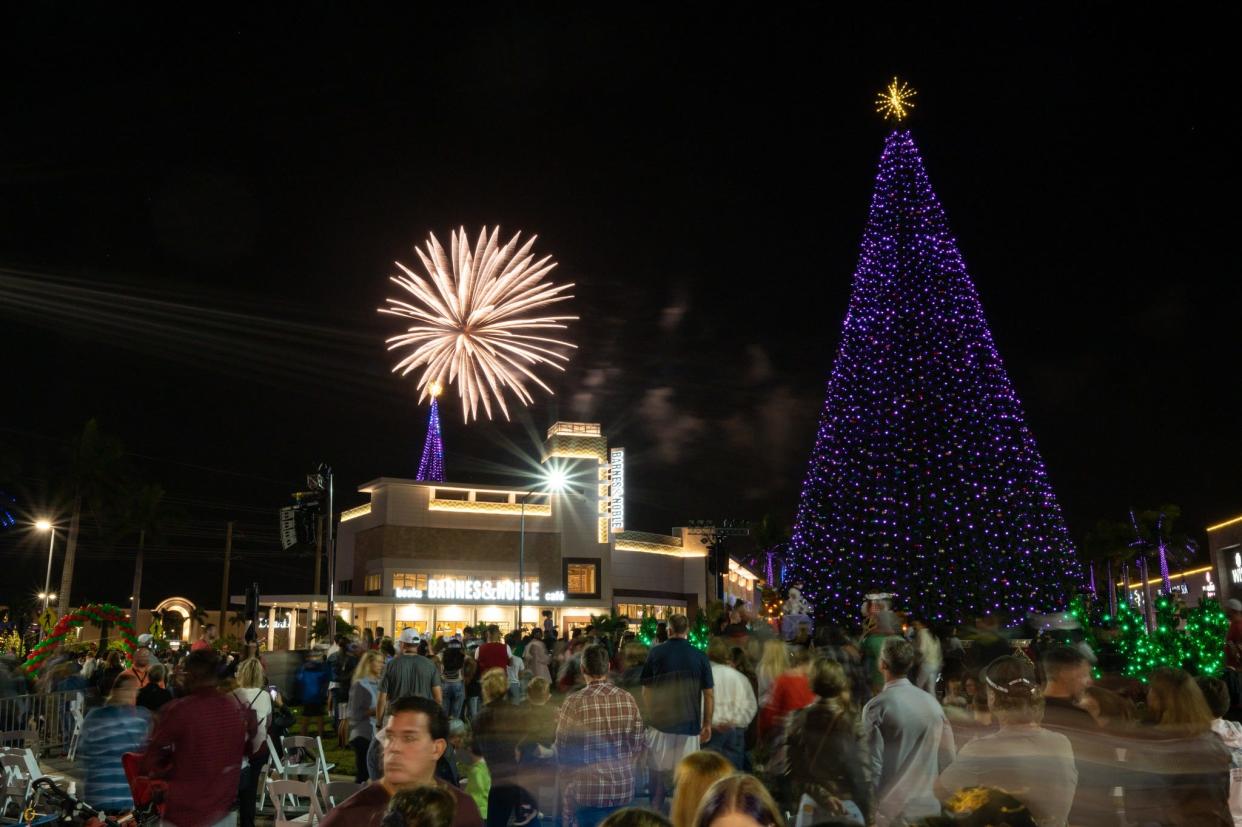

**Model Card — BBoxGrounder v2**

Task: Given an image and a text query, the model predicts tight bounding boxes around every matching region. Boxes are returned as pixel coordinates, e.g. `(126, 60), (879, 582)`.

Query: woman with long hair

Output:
(786, 658), (871, 825)
(756, 639), (788, 706)
(670, 751), (733, 827)
(234, 657), (274, 827)
(1125, 667), (1230, 826)
(349, 649), (384, 783)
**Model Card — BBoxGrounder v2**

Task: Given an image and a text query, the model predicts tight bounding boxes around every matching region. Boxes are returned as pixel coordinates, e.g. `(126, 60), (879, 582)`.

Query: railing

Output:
(0, 689), (82, 757)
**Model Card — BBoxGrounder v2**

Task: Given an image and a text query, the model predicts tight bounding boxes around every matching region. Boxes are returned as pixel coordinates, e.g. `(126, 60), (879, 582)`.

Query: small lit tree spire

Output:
(416, 382), (446, 482)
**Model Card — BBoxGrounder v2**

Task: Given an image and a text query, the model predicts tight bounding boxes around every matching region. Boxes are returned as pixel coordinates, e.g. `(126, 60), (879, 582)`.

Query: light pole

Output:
(36, 520), (56, 612)
(518, 469), (567, 633)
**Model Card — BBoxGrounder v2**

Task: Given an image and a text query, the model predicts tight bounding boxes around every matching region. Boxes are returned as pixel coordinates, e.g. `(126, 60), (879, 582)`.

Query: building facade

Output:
(257, 422), (759, 643)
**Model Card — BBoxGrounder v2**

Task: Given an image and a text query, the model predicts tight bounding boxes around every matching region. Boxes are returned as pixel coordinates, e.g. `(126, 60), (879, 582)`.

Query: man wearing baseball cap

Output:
(367, 627), (442, 781)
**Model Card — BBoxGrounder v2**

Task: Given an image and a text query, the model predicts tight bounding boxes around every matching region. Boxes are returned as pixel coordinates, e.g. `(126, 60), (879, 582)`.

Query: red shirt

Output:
(476, 642), (510, 675)
(760, 671), (815, 736)
(141, 689), (251, 827)
(191, 639), (212, 652)
(320, 779), (482, 827)
(1228, 617), (1242, 669)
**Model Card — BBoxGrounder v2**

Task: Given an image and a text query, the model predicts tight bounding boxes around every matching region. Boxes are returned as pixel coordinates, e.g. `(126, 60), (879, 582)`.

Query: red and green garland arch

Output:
(21, 603), (136, 676)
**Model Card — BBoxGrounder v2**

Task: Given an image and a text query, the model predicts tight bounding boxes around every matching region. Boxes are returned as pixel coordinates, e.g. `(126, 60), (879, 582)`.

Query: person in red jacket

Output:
(759, 644), (815, 736)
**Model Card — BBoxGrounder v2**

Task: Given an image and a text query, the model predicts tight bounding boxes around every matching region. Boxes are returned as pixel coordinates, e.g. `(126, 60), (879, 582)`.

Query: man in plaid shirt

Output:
(555, 643), (646, 827)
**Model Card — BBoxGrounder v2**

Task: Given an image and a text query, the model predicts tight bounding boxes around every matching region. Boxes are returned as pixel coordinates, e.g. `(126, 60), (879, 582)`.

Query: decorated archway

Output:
(20, 603), (137, 676)
(151, 596), (197, 641)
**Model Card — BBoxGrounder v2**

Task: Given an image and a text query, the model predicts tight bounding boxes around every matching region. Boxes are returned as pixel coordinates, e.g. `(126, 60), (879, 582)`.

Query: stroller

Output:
(119, 752), (164, 826)
(19, 776), (134, 826)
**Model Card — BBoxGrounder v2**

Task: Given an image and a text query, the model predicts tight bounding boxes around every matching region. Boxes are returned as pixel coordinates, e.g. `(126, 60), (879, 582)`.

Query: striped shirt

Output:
(79, 704), (151, 812)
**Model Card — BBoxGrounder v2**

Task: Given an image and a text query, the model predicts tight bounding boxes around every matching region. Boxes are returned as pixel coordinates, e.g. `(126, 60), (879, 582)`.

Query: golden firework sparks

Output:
(381, 227), (577, 422)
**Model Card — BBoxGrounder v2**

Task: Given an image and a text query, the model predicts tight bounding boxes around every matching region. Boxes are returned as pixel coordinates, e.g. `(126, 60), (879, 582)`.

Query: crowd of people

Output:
(3, 601), (1242, 827)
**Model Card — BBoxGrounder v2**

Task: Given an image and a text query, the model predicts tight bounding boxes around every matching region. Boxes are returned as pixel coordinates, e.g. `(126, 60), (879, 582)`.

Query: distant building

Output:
(252, 422), (760, 643)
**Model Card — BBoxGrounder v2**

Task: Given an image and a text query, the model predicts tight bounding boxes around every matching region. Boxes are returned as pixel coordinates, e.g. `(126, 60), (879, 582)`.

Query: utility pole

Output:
(131, 529), (145, 618)
(325, 466), (336, 641)
(219, 521), (234, 634)
(313, 513), (324, 597)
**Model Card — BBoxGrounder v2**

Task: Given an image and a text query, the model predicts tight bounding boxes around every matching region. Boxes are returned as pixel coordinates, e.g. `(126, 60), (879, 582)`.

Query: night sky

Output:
(2, 5), (1239, 611)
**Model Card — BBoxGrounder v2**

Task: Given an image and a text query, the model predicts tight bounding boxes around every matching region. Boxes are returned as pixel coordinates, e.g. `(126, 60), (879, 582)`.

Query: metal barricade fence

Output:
(0, 690), (81, 756)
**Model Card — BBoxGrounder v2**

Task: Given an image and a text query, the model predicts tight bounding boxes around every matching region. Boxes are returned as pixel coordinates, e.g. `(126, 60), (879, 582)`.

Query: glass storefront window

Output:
(365, 573), (381, 593)
(394, 572), (428, 590)
(565, 560), (599, 597)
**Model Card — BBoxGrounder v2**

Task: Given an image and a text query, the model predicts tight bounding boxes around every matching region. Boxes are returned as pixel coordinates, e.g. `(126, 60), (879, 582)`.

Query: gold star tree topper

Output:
(876, 77), (917, 122)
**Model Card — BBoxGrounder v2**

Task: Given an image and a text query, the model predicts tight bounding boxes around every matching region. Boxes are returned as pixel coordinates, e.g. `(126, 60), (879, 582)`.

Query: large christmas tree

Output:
(787, 99), (1078, 624)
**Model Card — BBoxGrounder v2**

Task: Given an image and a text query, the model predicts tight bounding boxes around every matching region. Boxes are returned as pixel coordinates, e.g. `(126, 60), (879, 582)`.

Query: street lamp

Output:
(35, 520), (57, 612)
(519, 468), (568, 632)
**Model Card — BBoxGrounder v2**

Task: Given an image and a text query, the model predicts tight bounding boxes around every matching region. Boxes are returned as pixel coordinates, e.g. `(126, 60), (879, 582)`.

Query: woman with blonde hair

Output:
(692, 773), (784, 827)
(233, 657), (274, 827)
(349, 649), (384, 782)
(1126, 667), (1230, 826)
(756, 639), (788, 705)
(670, 751), (733, 827)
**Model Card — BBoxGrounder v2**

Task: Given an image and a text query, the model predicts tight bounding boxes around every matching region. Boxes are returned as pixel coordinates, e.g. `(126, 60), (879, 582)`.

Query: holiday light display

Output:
(875, 77), (917, 122)
(689, 611), (711, 651)
(21, 603), (136, 676)
(638, 612), (658, 647)
(1103, 594), (1226, 680)
(416, 382), (446, 482)
(785, 126), (1079, 624)
(381, 226), (577, 422)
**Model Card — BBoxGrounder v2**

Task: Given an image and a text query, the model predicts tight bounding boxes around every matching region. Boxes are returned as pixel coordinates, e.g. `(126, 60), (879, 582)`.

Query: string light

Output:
(785, 128), (1079, 624)
(875, 77), (917, 122)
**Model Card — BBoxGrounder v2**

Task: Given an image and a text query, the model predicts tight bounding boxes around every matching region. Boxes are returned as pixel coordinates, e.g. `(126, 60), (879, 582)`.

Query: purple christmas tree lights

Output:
(786, 129), (1079, 624)
(416, 391), (446, 483)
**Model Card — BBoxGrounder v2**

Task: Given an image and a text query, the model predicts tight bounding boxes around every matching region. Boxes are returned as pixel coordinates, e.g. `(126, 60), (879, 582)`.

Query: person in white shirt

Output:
(913, 618), (942, 695)
(233, 657), (274, 827)
(937, 655), (1076, 827)
(702, 636), (757, 769)
(505, 631), (525, 701)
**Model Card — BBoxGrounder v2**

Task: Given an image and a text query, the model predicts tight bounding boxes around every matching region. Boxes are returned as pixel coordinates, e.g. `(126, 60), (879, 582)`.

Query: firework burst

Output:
(381, 226), (577, 422)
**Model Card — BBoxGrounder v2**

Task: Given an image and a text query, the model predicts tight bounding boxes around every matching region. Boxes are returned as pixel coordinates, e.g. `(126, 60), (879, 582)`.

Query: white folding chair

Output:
(280, 736), (336, 789)
(320, 780), (363, 810)
(260, 735), (296, 812)
(266, 779), (323, 826)
(0, 749), (36, 816)
(66, 696), (85, 761)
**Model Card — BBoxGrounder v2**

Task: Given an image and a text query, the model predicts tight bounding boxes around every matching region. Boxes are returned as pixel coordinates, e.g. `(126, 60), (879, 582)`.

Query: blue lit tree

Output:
(416, 390), (446, 482)
(786, 123), (1079, 624)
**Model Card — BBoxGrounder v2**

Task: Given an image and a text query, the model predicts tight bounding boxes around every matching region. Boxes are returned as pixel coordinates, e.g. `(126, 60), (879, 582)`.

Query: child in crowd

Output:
(448, 718), (491, 818)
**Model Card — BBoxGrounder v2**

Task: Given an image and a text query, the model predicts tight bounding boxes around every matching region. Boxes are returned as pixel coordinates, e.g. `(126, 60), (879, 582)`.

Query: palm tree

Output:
(115, 483), (178, 619)
(750, 514), (788, 586)
(1128, 505), (1198, 628)
(58, 420), (126, 615)
(1083, 519), (1137, 616)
